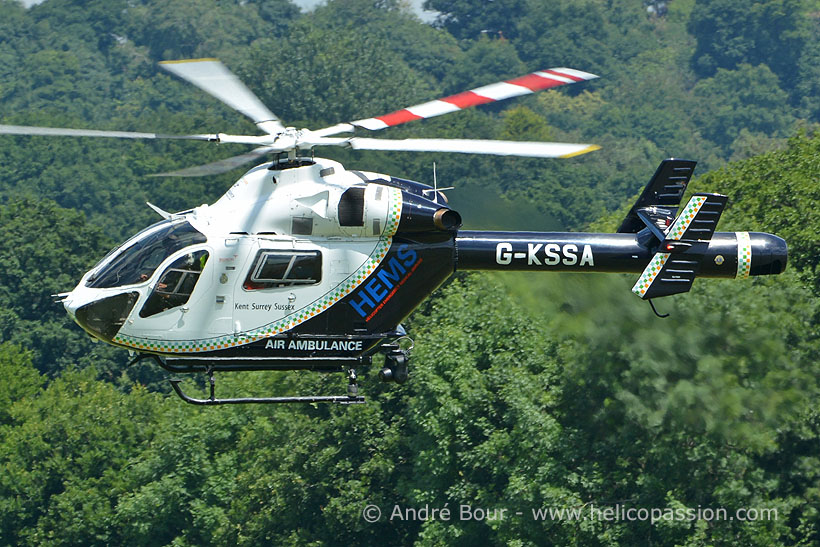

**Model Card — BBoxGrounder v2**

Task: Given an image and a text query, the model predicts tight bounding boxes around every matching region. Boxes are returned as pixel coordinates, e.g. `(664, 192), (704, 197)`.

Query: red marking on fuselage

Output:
(365, 258), (423, 322)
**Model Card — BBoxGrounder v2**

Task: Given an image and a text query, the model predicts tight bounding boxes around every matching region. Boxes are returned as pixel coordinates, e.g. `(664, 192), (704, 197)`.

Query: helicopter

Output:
(0, 59), (787, 405)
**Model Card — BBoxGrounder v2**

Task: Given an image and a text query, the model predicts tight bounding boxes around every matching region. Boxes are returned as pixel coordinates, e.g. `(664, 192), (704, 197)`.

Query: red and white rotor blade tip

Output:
(350, 68), (597, 131)
(347, 138), (600, 158)
(160, 59), (285, 135)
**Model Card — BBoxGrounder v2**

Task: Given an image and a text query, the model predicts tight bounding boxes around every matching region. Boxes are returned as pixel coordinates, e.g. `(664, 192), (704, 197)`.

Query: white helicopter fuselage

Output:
(63, 158), (411, 359)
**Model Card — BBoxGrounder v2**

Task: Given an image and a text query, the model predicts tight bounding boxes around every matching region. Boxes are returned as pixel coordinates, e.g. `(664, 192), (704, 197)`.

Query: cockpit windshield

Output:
(86, 220), (206, 289)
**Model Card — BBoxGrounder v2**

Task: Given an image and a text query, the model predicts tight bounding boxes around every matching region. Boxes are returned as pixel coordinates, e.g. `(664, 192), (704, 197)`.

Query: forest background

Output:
(1, 0), (820, 544)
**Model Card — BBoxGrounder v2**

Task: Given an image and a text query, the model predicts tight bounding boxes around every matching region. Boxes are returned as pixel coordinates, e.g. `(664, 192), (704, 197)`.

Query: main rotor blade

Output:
(149, 146), (276, 177)
(344, 138), (600, 158)
(160, 59), (286, 135)
(343, 68), (598, 133)
(0, 124), (213, 141)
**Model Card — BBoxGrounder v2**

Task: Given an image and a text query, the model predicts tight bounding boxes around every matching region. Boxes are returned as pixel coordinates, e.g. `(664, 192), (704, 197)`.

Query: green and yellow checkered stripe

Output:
(632, 252), (670, 298)
(384, 186), (402, 236)
(736, 231), (752, 278)
(667, 195), (706, 240)
(114, 187), (404, 354)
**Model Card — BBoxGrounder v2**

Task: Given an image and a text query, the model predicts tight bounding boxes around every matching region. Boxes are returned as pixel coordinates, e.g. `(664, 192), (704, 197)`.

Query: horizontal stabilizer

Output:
(618, 159), (697, 233)
(632, 253), (700, 299)
(632, 192), (728, 299)
(664, 193), (727, 242)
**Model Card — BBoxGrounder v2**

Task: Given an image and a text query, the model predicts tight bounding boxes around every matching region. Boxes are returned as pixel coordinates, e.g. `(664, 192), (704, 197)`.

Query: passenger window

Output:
(139, 250), (209, 318)
(244, 250), (322, 290)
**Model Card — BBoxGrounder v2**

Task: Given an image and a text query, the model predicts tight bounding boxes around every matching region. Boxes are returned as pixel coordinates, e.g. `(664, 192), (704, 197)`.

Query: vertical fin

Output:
(618, 159), (697, 234)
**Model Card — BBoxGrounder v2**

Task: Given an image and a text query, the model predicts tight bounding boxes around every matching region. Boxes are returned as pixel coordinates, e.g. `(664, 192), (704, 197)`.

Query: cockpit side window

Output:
(139, 250), (209, 317)
(243, 250), (322, 290)
(87, 221), (206, 289)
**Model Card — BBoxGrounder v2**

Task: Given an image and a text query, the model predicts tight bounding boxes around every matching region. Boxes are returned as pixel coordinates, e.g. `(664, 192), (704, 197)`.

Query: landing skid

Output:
(129, 354), (366, 405)
(168, 368), (365, 405)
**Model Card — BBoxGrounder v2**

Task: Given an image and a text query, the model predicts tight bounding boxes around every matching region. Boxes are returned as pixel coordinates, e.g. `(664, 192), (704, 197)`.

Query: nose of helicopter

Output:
(61, 295), (76, 320)
(65, 291), (140, 342)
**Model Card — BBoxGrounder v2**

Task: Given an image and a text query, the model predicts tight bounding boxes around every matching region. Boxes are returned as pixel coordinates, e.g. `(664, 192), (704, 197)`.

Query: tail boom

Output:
(455, 158), (786, 300)
(455, 230), (786, 278)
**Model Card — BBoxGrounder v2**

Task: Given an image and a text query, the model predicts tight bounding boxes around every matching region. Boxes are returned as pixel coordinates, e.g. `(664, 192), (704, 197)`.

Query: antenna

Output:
(423, 162), (454, 203)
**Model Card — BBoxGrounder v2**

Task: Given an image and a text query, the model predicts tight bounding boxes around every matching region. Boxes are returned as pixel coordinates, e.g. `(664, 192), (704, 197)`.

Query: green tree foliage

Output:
(425, 0), (527, 40)
(693, 63), (795, 150)
(688, 0), (810, 90)
(1, 1), (820, 544)
(240, 22), (436, 129)
(696, 131), (820, 283)
(441, 34), (526, 93)
(399, 277), (571, 544)
(0, 198), (165, 386)
(0, 0), (808, 235)
(2, 266), (818, 544)
(0, 199), (114, 375)
(499, 106), (553, 142)
(549, 273), (819, 544)
(27, 0), (298, 62)
(516, 0), (653, 76)
(794, 18), (820, 120)
(0, 367), (165, 545)
(0, 343), (43, 425)
(309, 0), (463, 83)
